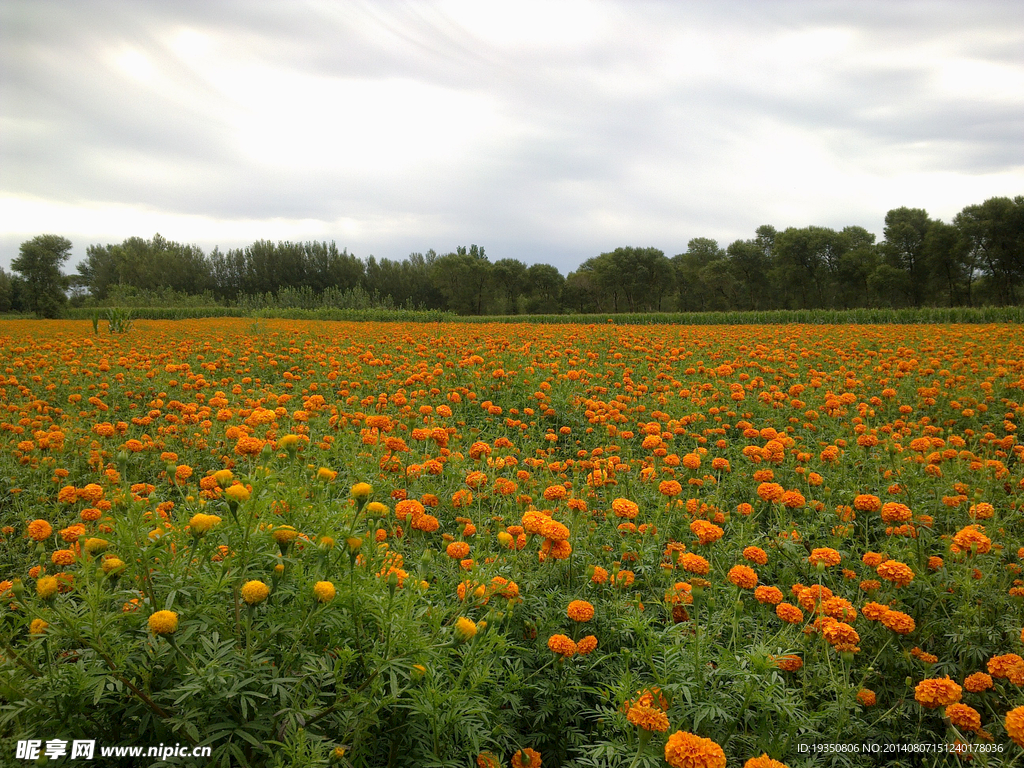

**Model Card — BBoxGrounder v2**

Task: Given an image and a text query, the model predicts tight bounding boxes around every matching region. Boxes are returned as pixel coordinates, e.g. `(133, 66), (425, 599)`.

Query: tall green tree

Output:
(524, 263), (564, 314)
(13, 234), (72, 318)
(0, 266), (12, 312)
(491, 258), (528, 314)
(955, 197), (1024, 305)
(881, 207), (932, 306)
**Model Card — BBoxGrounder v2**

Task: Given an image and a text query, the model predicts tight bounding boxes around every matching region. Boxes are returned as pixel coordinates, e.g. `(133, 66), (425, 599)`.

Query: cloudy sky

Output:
(1, 1), (1022, 275)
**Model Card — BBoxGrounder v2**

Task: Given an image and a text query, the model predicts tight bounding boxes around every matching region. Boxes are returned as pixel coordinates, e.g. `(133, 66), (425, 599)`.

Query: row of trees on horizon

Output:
(2, 195), (1022, 317)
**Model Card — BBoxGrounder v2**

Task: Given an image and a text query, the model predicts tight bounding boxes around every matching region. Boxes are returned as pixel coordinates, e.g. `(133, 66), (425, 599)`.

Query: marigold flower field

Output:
(2, 318), (1024, 767)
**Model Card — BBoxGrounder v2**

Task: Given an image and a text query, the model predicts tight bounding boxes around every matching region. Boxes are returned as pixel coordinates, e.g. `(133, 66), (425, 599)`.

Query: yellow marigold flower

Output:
(278, 434), (300, 450)
(627, 703), (670, 732)
(37, 576), (59, 599)
(547, 634), (577, 658)
(313, 581), (336, 603)
(511, 747), (542, 768)
(241, 580), (270, 605)
(567, 600), (594, 622)
(316, 467), (337, 482)
(101, 556), (125, 575)
(29, 618), (48, 635)
(366, 501), (389, 517)
(189, 513), (221, 536)
(148, 610), (179, 635)
(350, 482), (372, 500)
(455, 617), (477, 641)
(213, 469), (234, 488)
(1006, 706), (1024, 747)
(27, 519), (53, 541)
(83, 537), (108, 555)
(225, 484), (251, 503)
(914, 677), (962, 709)
(664, 731), (726, 768)
(272, 525), (299, 545)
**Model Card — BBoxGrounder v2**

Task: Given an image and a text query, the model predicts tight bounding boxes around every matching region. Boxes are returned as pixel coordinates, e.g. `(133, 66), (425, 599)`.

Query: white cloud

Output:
(1, 0), (1021, 273)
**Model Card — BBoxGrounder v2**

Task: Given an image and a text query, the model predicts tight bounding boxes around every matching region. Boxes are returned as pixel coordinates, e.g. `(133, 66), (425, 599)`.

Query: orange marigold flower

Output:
(612, 498), (639, 519)
(856, 689), (877, 707)
(51, 549), (76, 566)
(743, 756), (790, 768)
(446, 541), (471, 560)
(877, 560), (914, 587)
(951, 524), (992, 556)
(547, 634), (577, 658)
(987, 654), (1024, 679)
(914, 677), (962, 709)
(591, 566), (609, 584)
(808, 548), (841, 567)
(861, 602), (890, 621)
(679, 553), (710, 575)
(775, 602), (804, 624)
(727, 565), (758, 589)
(540, 518), (570, 542)
(658, 480), (683, 497)
(511, 748), (542, 768)
(664, 731), (726, 768)
(945, 703), (982, 732)
(781, 490), (805, 509)
(567, 600), (594, 622)
(880, 502), (912, 523)
(774, 654), (802, 672)
(820, 597), (857, 622)
(754, 586), (783, 605)
(854, 494), (881, 512)
(627, 703), (670, 733)
(1008, 707), (1024, 747)
(690, 519), (724, 545)
(757, 482), (785, 502)
(577, 635), (598, 655)
(743, 546), (768, 565)
(880, 610), (915, 635)
(27, 519), (52, 541)
(963, 672), (993, 692)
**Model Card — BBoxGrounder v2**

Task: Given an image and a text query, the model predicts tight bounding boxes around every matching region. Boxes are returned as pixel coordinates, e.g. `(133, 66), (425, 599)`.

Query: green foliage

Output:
(12, 234), (72, 318)
(105, 307), (134, 334)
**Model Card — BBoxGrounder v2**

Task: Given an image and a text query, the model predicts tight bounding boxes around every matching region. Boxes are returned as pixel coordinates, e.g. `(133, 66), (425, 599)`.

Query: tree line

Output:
(2, 195), (1022, 318)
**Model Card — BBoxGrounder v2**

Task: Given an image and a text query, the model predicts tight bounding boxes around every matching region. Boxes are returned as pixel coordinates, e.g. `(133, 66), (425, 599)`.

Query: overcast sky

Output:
(1, 1), (1022, 275)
